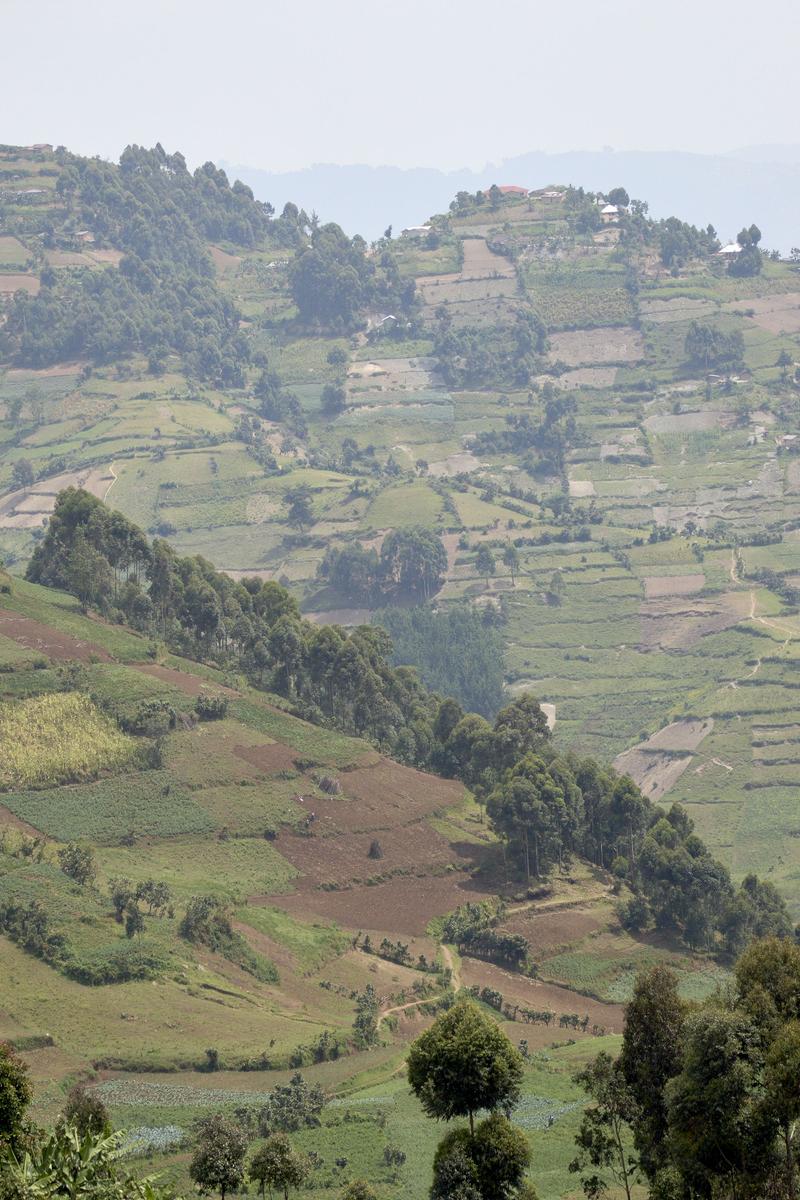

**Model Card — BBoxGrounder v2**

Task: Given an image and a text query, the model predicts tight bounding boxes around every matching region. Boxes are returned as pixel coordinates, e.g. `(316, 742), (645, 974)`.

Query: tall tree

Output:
(434, 1115), (531, 1200)
(762, 1021), (800, 1200)
(284, 485), (314, 532)
(475, 545), (496, 591)
(488, 756), (568, 880)
(569, 1053), (640, 1200)
(407, 1000), (523, 1135)
(189, 1114), (247, 1200)
(665, 1008), (763, 1200)
(249, 1134), (309, 1200)
(502, 543), (520, 585)
(619, 965), (685, 1178)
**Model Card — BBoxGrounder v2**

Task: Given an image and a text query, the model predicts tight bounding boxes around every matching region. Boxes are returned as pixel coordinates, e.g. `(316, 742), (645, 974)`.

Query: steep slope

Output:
(0, 570), (746, 1199)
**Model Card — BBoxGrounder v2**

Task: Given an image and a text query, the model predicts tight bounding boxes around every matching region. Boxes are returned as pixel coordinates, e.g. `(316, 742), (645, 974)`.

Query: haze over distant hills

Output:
(227, 147), (800, 252)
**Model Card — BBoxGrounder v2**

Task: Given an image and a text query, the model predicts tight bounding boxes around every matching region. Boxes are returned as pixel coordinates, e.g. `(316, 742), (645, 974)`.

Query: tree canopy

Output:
(407, 1000), (524, 1133)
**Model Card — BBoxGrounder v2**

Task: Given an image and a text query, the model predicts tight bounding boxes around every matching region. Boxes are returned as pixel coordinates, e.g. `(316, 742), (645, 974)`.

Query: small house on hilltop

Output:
(495, 185), (528, 196)
(600, 204), (621, 224)
(400, 225), (431, 239)
(717, 242), (743, 261)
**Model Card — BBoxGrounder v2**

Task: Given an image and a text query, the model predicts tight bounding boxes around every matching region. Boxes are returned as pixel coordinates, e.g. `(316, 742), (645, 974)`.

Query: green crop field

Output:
(2, 772), (215, 842)
(0, 692), (137, 788)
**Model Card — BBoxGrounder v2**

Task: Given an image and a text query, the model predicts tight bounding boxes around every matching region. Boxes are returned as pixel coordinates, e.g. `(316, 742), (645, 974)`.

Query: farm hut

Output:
(496, 185), (529, 196)
(400, 225), (431, 239)
(717, 242), (743, 261)
(600, 204), (620, 224)
(776, 433), (798, 449)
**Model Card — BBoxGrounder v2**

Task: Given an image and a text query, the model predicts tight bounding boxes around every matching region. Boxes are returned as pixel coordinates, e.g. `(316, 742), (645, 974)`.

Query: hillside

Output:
(1, 141), (800, 1192)
(2, 144), (799, 912)
(0, 564), (752, 1198)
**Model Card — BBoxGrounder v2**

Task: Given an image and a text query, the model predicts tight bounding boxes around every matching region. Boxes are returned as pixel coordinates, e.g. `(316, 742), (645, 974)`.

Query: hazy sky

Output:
(4, 0), (799, 171)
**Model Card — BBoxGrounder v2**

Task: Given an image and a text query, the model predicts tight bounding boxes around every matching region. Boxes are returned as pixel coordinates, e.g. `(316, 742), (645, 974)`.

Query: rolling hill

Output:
(0, 141), (799, 1195)
(1, 143), (798, 908)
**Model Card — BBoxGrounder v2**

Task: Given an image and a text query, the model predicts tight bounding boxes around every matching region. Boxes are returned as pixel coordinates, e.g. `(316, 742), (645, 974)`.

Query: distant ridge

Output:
(226, 148), (800, 252)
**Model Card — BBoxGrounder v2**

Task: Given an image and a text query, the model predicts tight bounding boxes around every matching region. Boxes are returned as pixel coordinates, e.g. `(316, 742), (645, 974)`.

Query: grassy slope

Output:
(0, 579), (721, 1198)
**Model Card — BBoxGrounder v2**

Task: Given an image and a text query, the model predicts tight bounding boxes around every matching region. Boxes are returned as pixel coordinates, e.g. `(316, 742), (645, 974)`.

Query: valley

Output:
(0, 143), (799, 1198)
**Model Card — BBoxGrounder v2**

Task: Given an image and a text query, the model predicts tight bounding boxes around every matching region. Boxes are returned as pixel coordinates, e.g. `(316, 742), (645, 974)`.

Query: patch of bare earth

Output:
(415, 239), (516, 310)
(347, 357), (442, 393)
(724, 292), (800, 335)
(643, 573), (705, 599)
(644, 409), (730, 435)
(270, 871), (494, 936)
(0, 611), (111, 663)
(131, 663), (238, 697)
(252, 756), (482, 931)
(208, 245), (242, 274)
(501, 905), (606, 953)
(234, 741), (303, 775)
(6, 363), (84, 380)
(305, 609), (372, 627)
(614, 718), (714, 800)
(555, 367), (618, 390)
(548, 327), (644, 367)
(86, 249), (123, 267)
(0, 466), (116, 529)
(568, 478), (596, 498)
(638, 591), (750, 651)
(459, 958), (623, 1035)
(416, 277), (515, 305)
(273, 821), (478, 890)
(461, 238), (516, 277)
(428, 451), (483, 477)
(340, 759), (464, 820)
(0, 274), (39, 294)
(0, 804), (42, 837)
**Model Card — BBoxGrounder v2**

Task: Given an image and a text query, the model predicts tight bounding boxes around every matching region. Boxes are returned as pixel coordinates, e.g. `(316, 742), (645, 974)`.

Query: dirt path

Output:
(377, 995), (443, 1028)
(721, 586), (795, 695)
(729, 547), (739, 585)
(102, 463), (117, 501)
(747, 589), (796, 639)
(441, 943), (460, 989)
(377, 944), (459, 1028)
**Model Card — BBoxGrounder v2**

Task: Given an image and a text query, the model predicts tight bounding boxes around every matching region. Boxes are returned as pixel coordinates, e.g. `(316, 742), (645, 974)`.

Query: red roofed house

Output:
(495, 185), (528, 196)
